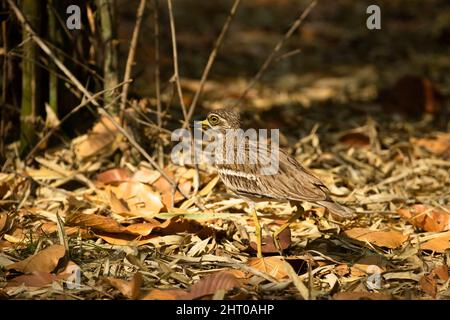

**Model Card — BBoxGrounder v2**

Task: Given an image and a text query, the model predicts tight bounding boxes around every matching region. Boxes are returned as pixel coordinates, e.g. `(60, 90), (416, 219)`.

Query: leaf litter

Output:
(1, 2), (450, 301)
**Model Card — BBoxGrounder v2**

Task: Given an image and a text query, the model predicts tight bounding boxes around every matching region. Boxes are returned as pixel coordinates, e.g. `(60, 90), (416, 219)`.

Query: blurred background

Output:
(0, 0), (449, 159)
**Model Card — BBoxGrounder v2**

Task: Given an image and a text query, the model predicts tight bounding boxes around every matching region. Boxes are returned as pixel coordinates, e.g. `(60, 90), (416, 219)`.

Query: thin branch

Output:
(119, 0), (147, 122)
(26, 81), (130, 161)
(166, 0), (188, 123)
(153, 0), (164, 168)
(183, 0), (241, 128)
(233, 0), (317, 107)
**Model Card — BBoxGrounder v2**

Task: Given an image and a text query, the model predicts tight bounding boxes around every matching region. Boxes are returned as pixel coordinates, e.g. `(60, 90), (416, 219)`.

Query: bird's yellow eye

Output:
(208, 115), (219, 125)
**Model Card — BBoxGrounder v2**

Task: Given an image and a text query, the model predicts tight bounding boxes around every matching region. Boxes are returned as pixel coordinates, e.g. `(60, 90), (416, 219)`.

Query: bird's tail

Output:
(316, 200), (355, 219)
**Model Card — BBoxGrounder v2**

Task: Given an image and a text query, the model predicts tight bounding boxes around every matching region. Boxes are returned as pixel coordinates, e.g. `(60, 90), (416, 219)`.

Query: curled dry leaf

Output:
(141, 289), (188, 300)
(411, 133), (450, 158)
(0, 214), (7, 233)
(95, 168), (131, 187)
(40, 222), (91, 238)
(343, 228), (408, 249)
(421, 232), (450, 253)
(66, 212), (126, 234)
(74, 116), (122, 159)
(105, 272), (143, 299)
(419, 273), (437, 298)
(188, 271), (242, 299)
(6, 272), (60, 290)
(142, 271), (241, 300)
(6, 244), (66, 274)
(97, 233), (158, 246)
(7, 261), (80, 290)
(107, 181), (164, 218)
(152, 168), (192, 209)
(131, 168), (161, 184)
(433, 264), (449, 281)
(339, 132), (370, 148)
(95, 218), (217, 246)
(247, 256), (289, 279)
(397, 204), (450, 232)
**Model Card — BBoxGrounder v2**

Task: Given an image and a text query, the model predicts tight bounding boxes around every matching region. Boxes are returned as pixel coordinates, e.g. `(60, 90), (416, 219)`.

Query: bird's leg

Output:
(273, 205), (304, 253)
(249, 202), (263, 258)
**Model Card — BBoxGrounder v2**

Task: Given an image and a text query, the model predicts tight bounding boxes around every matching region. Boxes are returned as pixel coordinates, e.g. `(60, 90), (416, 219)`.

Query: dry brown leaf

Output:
(6, 244), (66, 274)
(411, 133), (450, 157)
(95, 168), (131, 187)
(141, 289), (188, 300)
(108, 182), (163, 217)
(7, 272), (59, 289)
(131, 169), (161, 184)
(247, 256), (288, 279)
(433, 264), (449, 281)
(40, 222), (91, 238)
(142, 271), (241, 300)
(97, 233), (157, 246)
(157, 218), (219, 239)
(339, 132), (370, 147)
(344, 228), (408, 249)
(333, 292), (392, 300)
(397, 204), (450, 232)
(66, 212), (126, 234)
(421, 233), (450, 253)
(187, 271), (242, 299)
(74, 116), (122, 159)
(419, 273), (437, 298)
(0, 214), (7, 233)
(105, 272), (143, 299)
(124, 219), (171, 236)
(152, 168), (191, 209)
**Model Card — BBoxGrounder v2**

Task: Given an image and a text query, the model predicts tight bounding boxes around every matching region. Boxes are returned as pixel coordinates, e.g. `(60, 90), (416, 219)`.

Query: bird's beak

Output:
(199, 119), (209, 127)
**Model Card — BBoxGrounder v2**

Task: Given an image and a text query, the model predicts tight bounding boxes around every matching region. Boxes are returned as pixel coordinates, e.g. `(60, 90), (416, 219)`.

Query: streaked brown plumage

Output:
(200, 108), (354, 257)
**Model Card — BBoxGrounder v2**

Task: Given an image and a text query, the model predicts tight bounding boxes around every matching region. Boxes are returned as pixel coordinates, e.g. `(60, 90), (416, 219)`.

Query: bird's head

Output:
(199, 108), (241, 131)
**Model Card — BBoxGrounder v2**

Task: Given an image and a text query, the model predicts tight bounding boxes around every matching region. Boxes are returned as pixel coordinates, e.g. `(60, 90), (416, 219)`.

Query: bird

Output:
(199, 108), (354, 258)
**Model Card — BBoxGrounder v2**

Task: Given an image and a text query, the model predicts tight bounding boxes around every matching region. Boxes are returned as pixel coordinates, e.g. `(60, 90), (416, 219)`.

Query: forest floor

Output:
(1, 0), (449, 299)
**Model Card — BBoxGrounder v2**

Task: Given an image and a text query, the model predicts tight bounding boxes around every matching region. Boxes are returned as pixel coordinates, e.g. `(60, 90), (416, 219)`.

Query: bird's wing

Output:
(255, 148), (330, 202)
(215, 140), (331, 202)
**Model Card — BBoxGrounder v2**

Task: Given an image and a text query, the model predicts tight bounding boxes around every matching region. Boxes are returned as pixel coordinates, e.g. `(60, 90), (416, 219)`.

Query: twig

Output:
(183, 0), (241, 128)
(233, 0), (317, 107)
(1, 20), (8, 157)
(154, 0), (164, 168)
(166, 0), (188, 123)
(97, 107), (206, 211)
(119, 0), (147, 122)
(25, 81), (130, 161)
